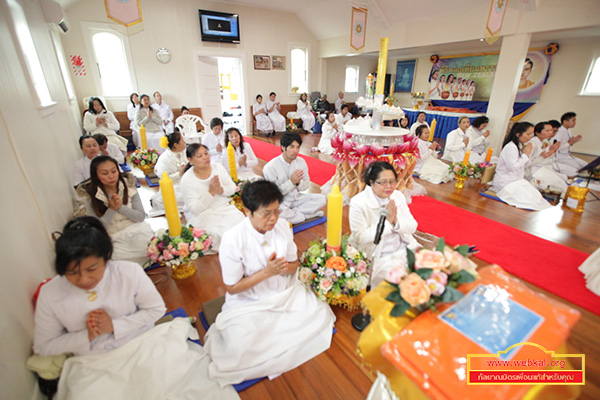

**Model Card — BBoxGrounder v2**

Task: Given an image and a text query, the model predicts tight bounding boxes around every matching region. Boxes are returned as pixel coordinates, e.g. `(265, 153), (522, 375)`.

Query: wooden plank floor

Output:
(142, 133), (600, 400)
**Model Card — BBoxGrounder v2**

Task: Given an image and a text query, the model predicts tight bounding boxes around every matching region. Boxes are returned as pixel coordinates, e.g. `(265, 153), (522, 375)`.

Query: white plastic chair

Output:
(175, 115), (206, 144)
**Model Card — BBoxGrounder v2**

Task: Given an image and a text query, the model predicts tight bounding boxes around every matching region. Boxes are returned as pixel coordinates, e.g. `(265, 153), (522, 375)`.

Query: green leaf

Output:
(454, 270), (476, 284)
(415, 268), (433, 280)
(441, 286), (464, 303)
(390, 300), (411, 317)
(406, 248), (415, 272)
(386, 290), (402, 303)
(455, 245), (469, 256)
(436, 237), (446, 252)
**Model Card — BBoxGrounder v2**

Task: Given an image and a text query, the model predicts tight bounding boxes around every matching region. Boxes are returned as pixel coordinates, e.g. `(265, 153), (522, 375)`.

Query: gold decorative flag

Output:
(105, 0), (143, 27)
(484, 0), (508, 44)
(350, 7), (367, 50)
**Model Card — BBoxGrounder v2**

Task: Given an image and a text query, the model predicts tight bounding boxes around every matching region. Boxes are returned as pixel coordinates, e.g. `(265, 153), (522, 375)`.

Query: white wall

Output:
(63, 0), (321, 131)
(0, 0), (84, 398)
(326, 56), (378, 104)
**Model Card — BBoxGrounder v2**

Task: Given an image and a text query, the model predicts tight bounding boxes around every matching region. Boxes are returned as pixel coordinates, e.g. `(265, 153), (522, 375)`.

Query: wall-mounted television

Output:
(199, 9), (240, 44)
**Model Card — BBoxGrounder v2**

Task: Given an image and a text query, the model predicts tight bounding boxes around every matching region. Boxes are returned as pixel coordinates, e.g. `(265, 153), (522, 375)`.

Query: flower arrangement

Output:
(146, 225), (212, 268)
(448, 161), (485, 178)
(229, 179), (250, 211)
(298, 236), (371, 305)
(287, 122), (298, 131)
(291, 86), (299, 93)
(410, 92), (426, 100)
(385, 238), (478, 317)
(129, 148), (159, 168)
(384, 96), (397, 106)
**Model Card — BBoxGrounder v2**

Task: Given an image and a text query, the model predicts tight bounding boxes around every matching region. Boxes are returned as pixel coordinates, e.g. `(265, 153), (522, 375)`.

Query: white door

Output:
(195, 56), (221, 124)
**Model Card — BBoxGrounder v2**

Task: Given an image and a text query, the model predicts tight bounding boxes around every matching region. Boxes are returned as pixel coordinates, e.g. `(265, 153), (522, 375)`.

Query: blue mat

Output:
(479, 190), (535, 211)
(119, 163), (131, 172)
(145, 175), (159, 187)
(135, 178), (140, 188)
(292, 216), (327, 234)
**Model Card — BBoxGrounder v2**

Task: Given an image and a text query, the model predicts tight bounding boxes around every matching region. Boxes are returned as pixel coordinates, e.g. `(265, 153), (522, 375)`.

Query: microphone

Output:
(374, 208), (389, 245)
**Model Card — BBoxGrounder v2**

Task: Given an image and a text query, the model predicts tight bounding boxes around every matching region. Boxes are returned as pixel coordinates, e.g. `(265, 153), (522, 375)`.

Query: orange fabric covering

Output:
(427, 106), (477, 113)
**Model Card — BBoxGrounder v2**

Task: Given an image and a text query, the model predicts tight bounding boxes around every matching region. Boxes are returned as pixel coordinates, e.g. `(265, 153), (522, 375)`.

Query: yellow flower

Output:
(159, 136), (169, 148)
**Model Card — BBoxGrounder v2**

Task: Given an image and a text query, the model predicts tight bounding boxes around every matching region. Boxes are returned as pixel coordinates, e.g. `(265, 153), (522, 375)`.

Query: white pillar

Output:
(487, 33), (532, 155)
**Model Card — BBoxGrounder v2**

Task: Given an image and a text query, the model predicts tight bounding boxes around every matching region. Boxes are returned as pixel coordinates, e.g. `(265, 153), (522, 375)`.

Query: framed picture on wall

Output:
(394, 59), (417, 92)
(254, 55), (270, 70)
(272, 56), (286, 70)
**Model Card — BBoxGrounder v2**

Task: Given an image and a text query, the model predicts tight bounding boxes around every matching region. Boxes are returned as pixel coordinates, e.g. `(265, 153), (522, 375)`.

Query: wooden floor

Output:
(141, 133), (600, 400)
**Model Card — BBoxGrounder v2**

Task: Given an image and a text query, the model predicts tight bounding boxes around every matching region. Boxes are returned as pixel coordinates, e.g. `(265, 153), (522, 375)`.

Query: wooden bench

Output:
(113, 107), (204, 139)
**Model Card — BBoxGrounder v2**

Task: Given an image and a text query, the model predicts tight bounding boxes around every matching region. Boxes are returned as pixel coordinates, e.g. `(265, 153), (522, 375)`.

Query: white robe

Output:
(83, 111), (128, 152)
(334, 97), (344, 113)
(72, 156), (93, 187)
(349, 186), (419, 287)
(203, 131), (226, 163)
(221, 143), (260, 181)
(296, 99), (315, 131)
(442, 128), (482, 164)
(150, 148), (187, 216)
(253, 102), (273, 133)
(466, 126), (489, 156)
(204, 218), (335, 386)
(555, 126), (587, 170)
(33, 260), (166, 356)
(491, 142), (550, 211)
(102, 142), (125, 164)
(151, 102), (175, 133)
(410, 121), (429, 136)
(180, 163), (245, 252)
(262, 155), (327, 224)
(56, 319), (240, 400)
(127, 103), (140, 147)
(266, 100), (286, 132)
(318, 121), (338, 154)
(579, 247), (600, 296)
(525, 137), (568, 194)
(415, 139), (452, 184)
(335, 112), (352, 126)
(135, 107), (165, 153)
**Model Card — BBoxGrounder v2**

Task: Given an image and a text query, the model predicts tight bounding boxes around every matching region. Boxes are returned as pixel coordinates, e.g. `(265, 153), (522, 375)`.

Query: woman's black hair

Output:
(88, 97), (107, 115)
(280, 132), (302, 150)
(92, 133), (107, 146)
(181, 106), (190, 114)
(269, 92), (276, 97)
(210, 117), (224, 130)
(534, 121), (550, 134)
(503, 122), (534, 155)
(429, 69), (439, 82)
(184, 143), (209, 172)
(79, 134), (97, 148)
(256, 94), (262, 100)
(300, 93), (308, 101)
(399, 116), (409, 128)
(415, 124), (429, 138)
(417, 111), (426, 117)
(129, 93), (138, 106)
(55, 216), (113, 275)
(82, 155), (129, 217)
(224, 127), (245, 153)
(241, 180), (283, 213)
(139, 94), (152, 110)
(166, 129), (182, 150)
(524, 58), (533, 68)
(362, 161), (397, 186)
(471, 116), (489, 129)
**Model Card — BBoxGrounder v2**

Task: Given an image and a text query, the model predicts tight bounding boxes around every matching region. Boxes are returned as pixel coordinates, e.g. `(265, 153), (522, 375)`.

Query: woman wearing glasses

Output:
(349, 161), (419, 286)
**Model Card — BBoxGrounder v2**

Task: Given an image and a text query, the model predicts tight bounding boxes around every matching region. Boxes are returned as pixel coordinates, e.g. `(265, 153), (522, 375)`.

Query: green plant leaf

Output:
(436, 237), (446, 252)
(386, 290), (402, 303)
(454, 270), (476, 284)
(441, 286), (464, 303)
(390, 300), (411, 317)
(454, 245), (469, 256)
(407, 248), (415, 272)
(415, 268), (433, 280)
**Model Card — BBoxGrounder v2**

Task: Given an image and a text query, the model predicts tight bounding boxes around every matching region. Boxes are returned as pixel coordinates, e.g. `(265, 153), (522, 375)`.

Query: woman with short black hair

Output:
(135, 94), (165, 152)
(253, 94), (274, 136)
(222, 127), (260, 180)
(83, 97), (127, 152)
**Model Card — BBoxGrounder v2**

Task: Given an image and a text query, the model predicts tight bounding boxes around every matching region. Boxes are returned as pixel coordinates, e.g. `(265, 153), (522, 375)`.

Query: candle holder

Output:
(454, 175), (467, 189)
(129, 148), (158, 175)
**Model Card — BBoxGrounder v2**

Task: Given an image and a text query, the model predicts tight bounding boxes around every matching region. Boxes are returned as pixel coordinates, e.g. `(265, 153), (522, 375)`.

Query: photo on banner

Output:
(395, 59), (417, 92)
(428, 50), (552, 102)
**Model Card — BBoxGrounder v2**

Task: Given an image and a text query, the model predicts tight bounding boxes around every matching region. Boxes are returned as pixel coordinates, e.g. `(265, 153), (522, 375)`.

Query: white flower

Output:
(156, 228), (167, 238)
(356, 276), (369, 290)
(345, 271), (352, 278)
(345, 245), (359, 259)
(298, 268), (312, 284)
(316, 257), (323, 264)
(191, 252), (199, 260)
(336, 270), (342, 276)
(350, 267), (355, 273)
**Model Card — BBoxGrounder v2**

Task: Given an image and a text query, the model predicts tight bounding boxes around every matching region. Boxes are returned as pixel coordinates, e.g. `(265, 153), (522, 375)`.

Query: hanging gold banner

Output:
(484, 0), (508, 45)
(350, 7), (368, 50)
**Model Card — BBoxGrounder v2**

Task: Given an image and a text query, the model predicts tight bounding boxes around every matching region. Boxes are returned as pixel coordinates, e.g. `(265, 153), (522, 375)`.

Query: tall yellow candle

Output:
(140, 124), (147, 149)
(326, 184), (343, 252)
(227, 142), (238, 182)
(159, 172), (182, 237)
(429, 118), (437, 141)
(485, 147), (493, 162)
(291, 117), (294, 125)
(463, 150), (471, 166)
(375, 37), (389, 96)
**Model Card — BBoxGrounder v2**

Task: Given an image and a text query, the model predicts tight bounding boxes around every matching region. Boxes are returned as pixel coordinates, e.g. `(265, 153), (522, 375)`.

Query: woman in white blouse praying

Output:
(135, 94), (165, 153)
(442, 116), (475, 163)
(33, 216), (165, 356)
(221, 127), (260, 181)
(266, 92), (286, 133)
(296, 93), (315, 132)
(127, 93), (141, 147)
(253, 94), (274, 136)
(83, 97), (128, 153)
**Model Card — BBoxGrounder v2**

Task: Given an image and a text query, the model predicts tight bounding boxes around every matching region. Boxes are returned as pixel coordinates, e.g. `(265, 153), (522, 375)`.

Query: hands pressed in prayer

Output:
(238, 154), (247, 167)
(482, 130), (491, 138)
(462, 137), (470, 146)
(386, 200), (398, 226)
(265, 252), (289, 276)
(178, 163), (187, 176)
(87, 309), (114, 341)
(108, 193), (122, 211)
(290, 169), (304, 185)
(568, 135), (582, 146)
(216, 143), (223, 153)
(209, 176), (224, 196)
(429, 141), (438, 150)
(543, 141), (561, 158)
(523, 142), (533, 157)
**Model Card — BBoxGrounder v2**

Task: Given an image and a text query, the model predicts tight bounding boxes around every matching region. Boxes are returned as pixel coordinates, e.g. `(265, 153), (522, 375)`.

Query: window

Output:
(50, 30), (76, 100)
(7, 0), (54, 108)
(90, 30), (134, 96)
(581, 54), (600, 96)
(345, 65), (359, 93)
(290, 47), (308, 93)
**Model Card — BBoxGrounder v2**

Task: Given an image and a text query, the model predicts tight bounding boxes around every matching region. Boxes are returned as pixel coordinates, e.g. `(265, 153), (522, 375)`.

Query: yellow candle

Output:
(390, 81), (394, 96)
(227, 142), (238, 182)
(159, 172), (182, 237)
(291, 117), (294, 125)
(429, 118), (436, 141)
(485, 147), (493, 162)
(375, 37), (389, 96)
(140, 124), (147, 149)
(463, 150), (471, 166)
(326, 184), (343, 251)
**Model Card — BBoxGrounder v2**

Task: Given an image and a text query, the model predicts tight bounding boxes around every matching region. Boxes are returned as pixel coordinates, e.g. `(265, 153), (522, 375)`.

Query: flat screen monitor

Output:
(199, 9), (240, 44)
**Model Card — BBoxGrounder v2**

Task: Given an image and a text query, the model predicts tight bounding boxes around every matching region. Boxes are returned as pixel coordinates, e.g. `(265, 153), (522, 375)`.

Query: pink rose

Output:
(356, 260), (367, 274)
(319, 278), (333, 293)
(178, 243), (189, 258)
(399, 273), (431, 307)
(443, 248), (473, 273)
(192, 228), (205, 238)
(415, 249), (449, 270)
(189, 241), (196, 252)
(426, 271), (448, 296)
(387, 266), (407, 284)
(203, 240), (211, 251)
(162, 249), (170, 259)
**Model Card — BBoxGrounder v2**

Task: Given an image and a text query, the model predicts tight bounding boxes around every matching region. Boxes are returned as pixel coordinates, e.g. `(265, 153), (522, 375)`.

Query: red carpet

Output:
(409, 196), (598, 315)
(245, 137), (336, 185)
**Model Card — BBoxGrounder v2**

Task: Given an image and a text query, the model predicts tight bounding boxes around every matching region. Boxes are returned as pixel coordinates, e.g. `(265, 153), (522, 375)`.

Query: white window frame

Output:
(289, 43), (310, 95)
(81, 21), (137, 100)
(5, 0), (56, 115)
(345, 65), (360, 93)
(579, 51), (600, 96)
(50, 30), (76, 101)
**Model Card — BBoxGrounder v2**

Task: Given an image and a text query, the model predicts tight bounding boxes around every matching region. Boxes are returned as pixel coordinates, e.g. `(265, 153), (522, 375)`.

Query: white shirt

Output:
(334, 98), (344, 113)
(126, 103), (140, 130)
(83, 111), (120, 136)
(335, 112), (352, 126)
(72, 156), (93, 187)
(102, 142), (125, 164)
(442, 128), (469, 162)
(555, 126), (572, 159)
(151, 102), (174, 124)
(180, 163), (238, 218)
(155, 147), (187, 183)
(220, 218), (297, 310)
(466, 126), (488, 155)
(263, 154), (310, 203)
(491, 141), (529, 192)
(221, 143), (258, 175)
(296, 100), (312, 116)
(410, 121), (429, 136)
(202, 131), (225, 162)
(33, 260), (166, 356)
(266, 100), (283, 117)
(318, 121), (338, 154)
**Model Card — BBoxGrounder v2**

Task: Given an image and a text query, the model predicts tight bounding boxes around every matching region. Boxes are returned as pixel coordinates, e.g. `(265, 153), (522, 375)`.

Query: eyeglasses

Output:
(255, 208), (282, 218)
(374, 179), (398, 187)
